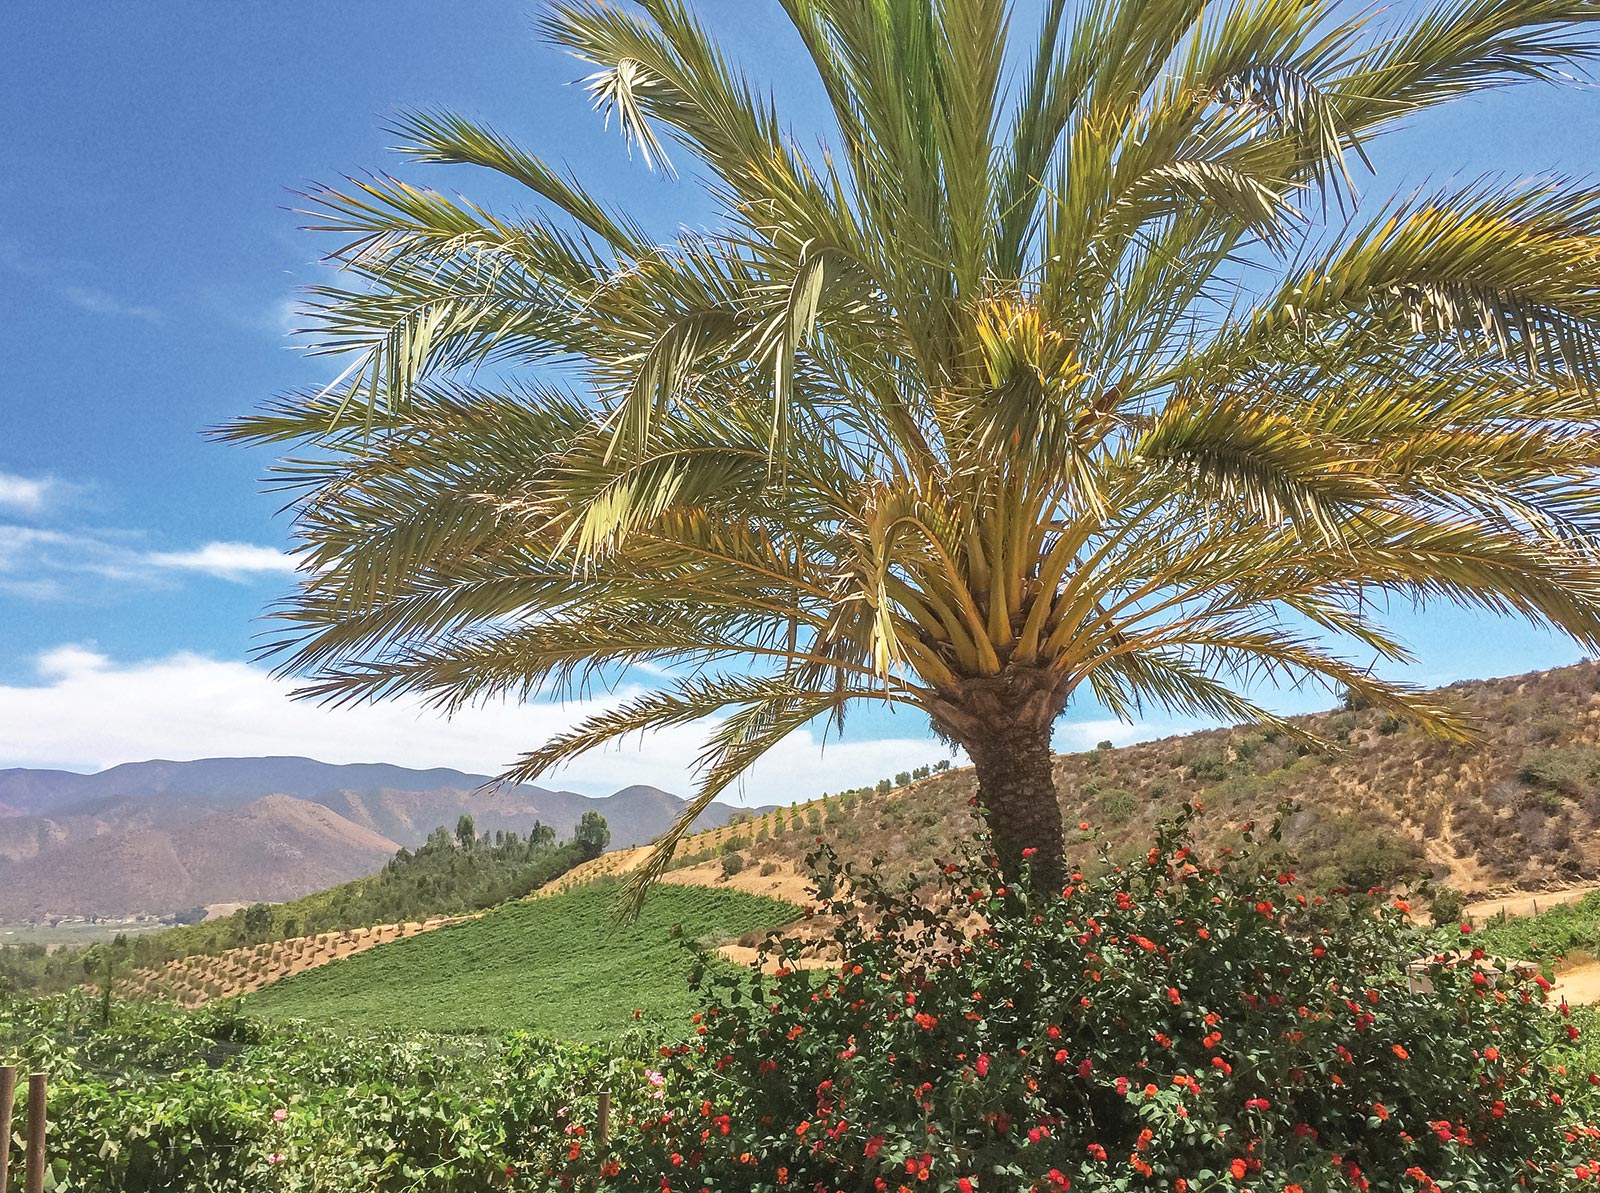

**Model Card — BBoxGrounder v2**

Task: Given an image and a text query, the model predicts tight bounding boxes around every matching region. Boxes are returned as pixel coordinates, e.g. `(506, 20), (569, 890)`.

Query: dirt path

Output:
(1552, 962), (1600, 1005)
(1465, 883), (1599, 923)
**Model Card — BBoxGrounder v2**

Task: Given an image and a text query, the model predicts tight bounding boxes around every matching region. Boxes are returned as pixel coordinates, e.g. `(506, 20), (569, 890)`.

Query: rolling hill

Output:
(0, 757), (757, 921)
(240, 881), (798, 1038)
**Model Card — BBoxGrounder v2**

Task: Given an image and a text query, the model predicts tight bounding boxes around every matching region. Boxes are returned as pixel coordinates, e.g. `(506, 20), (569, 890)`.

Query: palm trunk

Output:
(966, 720), (1064, 892)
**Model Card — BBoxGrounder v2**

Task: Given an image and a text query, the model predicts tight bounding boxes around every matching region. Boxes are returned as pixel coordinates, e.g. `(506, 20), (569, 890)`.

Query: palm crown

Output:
(225, 0), (1600, 898)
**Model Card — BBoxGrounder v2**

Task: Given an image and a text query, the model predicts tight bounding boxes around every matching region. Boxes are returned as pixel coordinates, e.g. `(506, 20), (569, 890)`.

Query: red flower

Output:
(959, 1179), (976, 1193)
(864, 1136), (885, 1158)
(1167, 987), (1182, 1005)
(1230, 1158), (1248, 1180)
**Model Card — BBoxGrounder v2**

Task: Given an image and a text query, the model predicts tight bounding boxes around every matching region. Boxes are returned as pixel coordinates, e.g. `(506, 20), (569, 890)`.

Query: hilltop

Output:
(0, 756), (757, 921)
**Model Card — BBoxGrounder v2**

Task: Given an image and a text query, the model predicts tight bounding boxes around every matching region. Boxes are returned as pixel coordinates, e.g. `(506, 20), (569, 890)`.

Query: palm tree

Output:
(225, 0), (1600, 900)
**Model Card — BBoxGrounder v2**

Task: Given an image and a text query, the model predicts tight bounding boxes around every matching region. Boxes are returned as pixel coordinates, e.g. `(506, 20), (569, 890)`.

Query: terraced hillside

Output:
(115, 914), (474, 1006)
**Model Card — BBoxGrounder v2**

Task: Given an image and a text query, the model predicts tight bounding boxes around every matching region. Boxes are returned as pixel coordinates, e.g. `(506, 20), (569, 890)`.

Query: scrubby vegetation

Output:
(724, 662), (1600, 906)
(0, 814), (608, 996)
(242, 880), (797, 1038)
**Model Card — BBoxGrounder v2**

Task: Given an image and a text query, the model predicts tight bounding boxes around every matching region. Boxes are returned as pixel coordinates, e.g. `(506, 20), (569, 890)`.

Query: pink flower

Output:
(267, 1153), (285, 1165)
(272, 1108), (287, 1123)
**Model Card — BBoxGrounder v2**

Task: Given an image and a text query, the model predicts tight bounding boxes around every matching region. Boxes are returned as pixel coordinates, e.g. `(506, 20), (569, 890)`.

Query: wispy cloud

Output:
(0, 239), (163, 323)
(0, 525), (294, 596)
(56, 284), (161, 322)
(0, 472), (52, 514)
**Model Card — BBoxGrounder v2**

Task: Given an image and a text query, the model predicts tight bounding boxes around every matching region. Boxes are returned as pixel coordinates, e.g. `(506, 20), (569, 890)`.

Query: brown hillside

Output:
(0, 796), (398, 920)
(0, 756), (757, 921)
(577, 662), (1600, 903)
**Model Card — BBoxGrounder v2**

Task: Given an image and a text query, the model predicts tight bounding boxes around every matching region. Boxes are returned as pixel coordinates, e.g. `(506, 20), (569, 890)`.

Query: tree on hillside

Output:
(574, 811), (611, 861)
(455, 813), (477, 850)
(225, 0), (1600, 898)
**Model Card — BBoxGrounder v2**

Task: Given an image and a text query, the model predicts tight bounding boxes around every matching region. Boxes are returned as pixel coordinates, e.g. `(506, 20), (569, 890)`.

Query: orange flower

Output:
(1392, 1044), (1410, 1060)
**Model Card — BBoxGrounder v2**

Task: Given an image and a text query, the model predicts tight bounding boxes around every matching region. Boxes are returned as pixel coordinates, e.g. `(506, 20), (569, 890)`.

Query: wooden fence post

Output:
(22, 1074), (43, 1193)
(0, 1065), (14, 1193)
(597, 1089), (611, 1149)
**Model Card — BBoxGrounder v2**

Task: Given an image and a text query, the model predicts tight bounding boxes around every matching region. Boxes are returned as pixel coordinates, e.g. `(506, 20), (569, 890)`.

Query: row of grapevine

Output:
(113, 914), (473, 1006)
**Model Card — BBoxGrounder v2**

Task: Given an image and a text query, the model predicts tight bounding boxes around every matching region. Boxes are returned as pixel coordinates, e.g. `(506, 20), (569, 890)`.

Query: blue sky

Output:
(1, 3), (1598, 799)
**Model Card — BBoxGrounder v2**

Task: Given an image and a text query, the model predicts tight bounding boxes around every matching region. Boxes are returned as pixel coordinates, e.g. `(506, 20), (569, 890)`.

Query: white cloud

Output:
(0, 528), (294, 595)
(0, 473), (50, 514)
(1054, 717), (1211, 752)
(0, 646), (945, 807)
(145, 542), (298, 580)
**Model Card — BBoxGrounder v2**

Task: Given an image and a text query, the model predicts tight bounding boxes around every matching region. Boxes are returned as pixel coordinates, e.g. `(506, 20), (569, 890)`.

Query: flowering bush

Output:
(553, 805), (1600, 1192)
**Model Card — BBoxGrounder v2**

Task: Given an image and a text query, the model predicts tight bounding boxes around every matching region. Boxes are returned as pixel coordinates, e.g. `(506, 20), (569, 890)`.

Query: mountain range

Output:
(0, 757), (749, 922)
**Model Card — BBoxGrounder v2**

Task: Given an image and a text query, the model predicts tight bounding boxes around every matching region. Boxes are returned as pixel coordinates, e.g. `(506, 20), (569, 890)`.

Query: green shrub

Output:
(1468, 889), (1600, 967)
(1520, 747), (1600, 800)
(1094, 787), (1137, 823)
(720, 852), (745, 879)
(1186, 754), (1228, 782)
(1429, 885), (1465, 928)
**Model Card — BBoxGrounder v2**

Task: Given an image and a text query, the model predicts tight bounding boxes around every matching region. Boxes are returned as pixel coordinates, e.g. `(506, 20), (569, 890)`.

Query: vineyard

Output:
(114, 914), (473, 1006)
(239, 880), (798, 1038)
